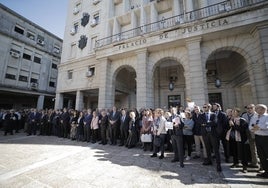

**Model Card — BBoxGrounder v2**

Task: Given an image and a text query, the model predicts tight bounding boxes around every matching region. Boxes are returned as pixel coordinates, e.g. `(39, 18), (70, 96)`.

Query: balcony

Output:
(95, 0), (267, 49)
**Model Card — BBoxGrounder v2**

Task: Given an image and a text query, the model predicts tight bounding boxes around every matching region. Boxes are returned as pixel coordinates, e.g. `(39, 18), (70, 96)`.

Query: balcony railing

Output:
(95, 0), (266, 49)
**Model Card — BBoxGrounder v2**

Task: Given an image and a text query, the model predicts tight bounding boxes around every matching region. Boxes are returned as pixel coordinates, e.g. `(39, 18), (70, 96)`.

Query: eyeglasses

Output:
(203, 106), (207, 108)
(247, 107), (253, 109)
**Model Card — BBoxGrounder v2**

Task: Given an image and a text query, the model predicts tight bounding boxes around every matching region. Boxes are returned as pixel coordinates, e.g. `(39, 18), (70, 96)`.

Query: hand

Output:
(252, 124), (260, 132)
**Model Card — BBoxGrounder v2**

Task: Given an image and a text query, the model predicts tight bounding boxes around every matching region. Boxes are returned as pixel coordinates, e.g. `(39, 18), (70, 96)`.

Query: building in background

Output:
(56, 0), (268, 111)
(0, 3), (62, 110)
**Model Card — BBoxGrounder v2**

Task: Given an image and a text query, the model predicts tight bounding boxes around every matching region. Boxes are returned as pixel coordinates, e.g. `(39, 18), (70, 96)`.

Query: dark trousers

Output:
(203, 132), (221, 166)
(255, 135), (268, 173)
(183, 135), (193, 157)
(120, 126), (128, 145)
(100, 126), (107, 144)
(28, 122), (37, 135)
(153, 134), (166, 156)
(91, 128), (98, 143)
(84, 124), (91, 142)
(171, 135), (184, 166)
(109, 125), (118, 145)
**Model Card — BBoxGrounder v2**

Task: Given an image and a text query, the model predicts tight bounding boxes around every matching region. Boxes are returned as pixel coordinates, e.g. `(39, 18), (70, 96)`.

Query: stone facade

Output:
(0, 4), (62, 110)
(56, 0), (268, 111)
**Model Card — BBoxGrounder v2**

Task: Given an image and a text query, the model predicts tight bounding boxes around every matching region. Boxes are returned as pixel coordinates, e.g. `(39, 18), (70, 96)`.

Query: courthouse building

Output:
(56, 0), (268, 111)
(0, 4), (62, 110)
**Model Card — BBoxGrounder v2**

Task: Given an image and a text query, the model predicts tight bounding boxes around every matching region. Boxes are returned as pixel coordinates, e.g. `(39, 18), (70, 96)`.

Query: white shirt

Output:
(249, 113), (268, 136)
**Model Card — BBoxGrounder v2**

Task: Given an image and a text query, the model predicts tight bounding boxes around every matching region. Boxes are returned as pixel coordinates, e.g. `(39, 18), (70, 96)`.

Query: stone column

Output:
(37, 95), (44, 110)
(54, 93), (63, 110)
(140, 7), (147, 32)
(123, 0), (130, 12)
(136, 48), (153, 109)
(250, 25), (268, 104)
(98, 58), (113, 109)
(150, 3), (158, 31)
(186, 0), (194, 12)
(185, 37), (207, 106)
(75, 90), (84, 110)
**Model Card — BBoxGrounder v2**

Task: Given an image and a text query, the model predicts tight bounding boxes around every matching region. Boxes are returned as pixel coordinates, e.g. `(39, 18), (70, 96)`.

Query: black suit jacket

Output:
(109, 111), (120, 126)
(120, 115), (130, 131)
(200, 112), (218, 136)
(215, 110), (228, 136)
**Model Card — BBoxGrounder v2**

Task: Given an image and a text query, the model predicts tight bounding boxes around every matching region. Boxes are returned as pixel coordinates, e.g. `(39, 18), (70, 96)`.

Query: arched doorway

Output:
(114, 66), (136, 109)
(206, 50), (252, 110)
(153, 58), (185, 110)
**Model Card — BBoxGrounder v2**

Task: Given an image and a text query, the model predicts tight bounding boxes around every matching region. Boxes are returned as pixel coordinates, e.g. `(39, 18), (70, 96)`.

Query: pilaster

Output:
(98, 58), (113, 109)
(136, 48), (153, 109)
(185, 37), (207, 106)
(54, 93), (63, 110)
(75, 90), (84, 110)
(37, 95), (44, 110)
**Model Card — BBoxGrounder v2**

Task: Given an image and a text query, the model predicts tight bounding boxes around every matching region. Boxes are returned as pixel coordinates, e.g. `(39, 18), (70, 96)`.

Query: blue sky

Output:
(0, 0), (69, 39)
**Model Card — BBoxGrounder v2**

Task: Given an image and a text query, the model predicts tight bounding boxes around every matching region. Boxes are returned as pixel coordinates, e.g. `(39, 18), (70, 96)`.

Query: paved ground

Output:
(0, 132), (267, 188)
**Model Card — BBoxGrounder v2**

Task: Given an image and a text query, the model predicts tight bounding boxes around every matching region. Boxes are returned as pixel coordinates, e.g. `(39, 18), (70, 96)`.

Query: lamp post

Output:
(215, 78), (221, 88)
(169, 81), (174, 91)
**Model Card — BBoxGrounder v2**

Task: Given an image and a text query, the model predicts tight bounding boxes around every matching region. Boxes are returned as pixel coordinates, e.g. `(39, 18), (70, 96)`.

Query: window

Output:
(33, 56), (41, 64)
(49, 81), (55, 87)
(37, 35), (45, 46)
(5, 74), (16, 80)
(27, 32), (35, 40)
(94, 13), (100, 24)
(52, 63), (57, 69)
(14, 25), (24, 35)
(68, 70), (73, 79)
(53, 46), (60, 54)
(22, 53), (31, 61)
(19, 75), (28, 82)
(30, 78), (38, 83)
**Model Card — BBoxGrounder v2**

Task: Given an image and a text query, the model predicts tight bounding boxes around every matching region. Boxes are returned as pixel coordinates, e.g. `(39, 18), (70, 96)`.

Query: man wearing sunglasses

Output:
(201, 103), (222, 172)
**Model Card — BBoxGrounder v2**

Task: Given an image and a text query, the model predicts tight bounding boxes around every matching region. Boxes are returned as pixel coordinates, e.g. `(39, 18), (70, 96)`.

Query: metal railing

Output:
(95, 0), (266, 49)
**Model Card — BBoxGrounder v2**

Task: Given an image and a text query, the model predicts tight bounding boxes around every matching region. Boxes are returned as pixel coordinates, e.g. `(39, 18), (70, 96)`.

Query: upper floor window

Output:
(27, 31), (35, 41)
(94, 13), (100, 24)
(5, 73), (16, 80)
(30, 78), (38, 83)
(37, 35), (45, 46)
(73, 3), (81, 15)
(22, 53), (31, 61)
(19, 75), (28, 82)
(49, 81), (56, 87)
(33, 56), (41, 64)
(53, 46), (61, 54)
(14, 25), (24, 35)
(52, 63), (57, 69)
(68, 70), (73, 79)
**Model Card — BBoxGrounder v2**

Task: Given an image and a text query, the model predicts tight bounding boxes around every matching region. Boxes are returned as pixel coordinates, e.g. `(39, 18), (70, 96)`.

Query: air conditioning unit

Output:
(10, 51), (20, 58)
(70, 28), (76, 35)
(90, 19), (97, 27)
(93, 0), (101, 5)
(53, 48), (60, 54)
(73, 7), (79, 15)
(86, 70), (93, 77)
(37, 39), (45, 46)
(30, 82), (38, 89)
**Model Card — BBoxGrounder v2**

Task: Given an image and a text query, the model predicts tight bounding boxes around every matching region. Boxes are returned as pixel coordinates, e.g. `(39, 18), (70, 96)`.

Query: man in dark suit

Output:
(201, 103), (222, 172)
(212, 103), (229, 162)
(119, 108), (130, 146)
(4, 109), (18, 135)
(27, 108), (40, 136)
(60, 108), (70, 138)
(83, 108), (93, 142)
(108, 106), (120, 145)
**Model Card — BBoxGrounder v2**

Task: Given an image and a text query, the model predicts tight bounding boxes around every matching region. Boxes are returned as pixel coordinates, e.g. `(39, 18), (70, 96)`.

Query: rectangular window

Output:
(52, 63), (57, 69)
(14, 25), (24, 35)
(53, 46), (60, 54)
(30, 78), (38, 83)
(94, 13), (100, 24)
(22, 53), (31, 61)
(5, 74), (16, 80)
(49, 81), (55, 87)
(68, 70), (73, 79)
(27, 32), (35, 40)
(37, 35), (45, 46)
(33, 56), (41, 64)
(19, 75), (28, 82)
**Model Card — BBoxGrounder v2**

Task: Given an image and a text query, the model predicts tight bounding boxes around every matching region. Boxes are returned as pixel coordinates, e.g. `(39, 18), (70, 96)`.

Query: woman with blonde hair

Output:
(126, 111), (138, 148)
(226, 107), (248, 173)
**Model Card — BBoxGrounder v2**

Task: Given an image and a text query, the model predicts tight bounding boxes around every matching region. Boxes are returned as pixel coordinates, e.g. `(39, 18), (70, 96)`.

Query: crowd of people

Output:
(0, 103), (267, 178)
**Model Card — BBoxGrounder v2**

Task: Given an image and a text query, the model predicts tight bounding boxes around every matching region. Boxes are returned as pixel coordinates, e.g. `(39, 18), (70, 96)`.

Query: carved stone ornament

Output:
(81, 13), (89, 27)
(78, 35), (87, 50)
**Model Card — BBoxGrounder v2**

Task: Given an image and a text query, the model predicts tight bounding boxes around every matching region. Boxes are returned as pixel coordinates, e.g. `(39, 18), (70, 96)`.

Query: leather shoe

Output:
(150, 153), (157, 158)
(256, 172), (268, 178)
(180, 164), (184, 168)
(193, 155), (200, 159)
(159, 155), (164, 159)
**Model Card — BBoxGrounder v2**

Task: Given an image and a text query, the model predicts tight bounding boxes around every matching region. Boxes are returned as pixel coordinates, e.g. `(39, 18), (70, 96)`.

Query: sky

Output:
(0, 0), (69, 39)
